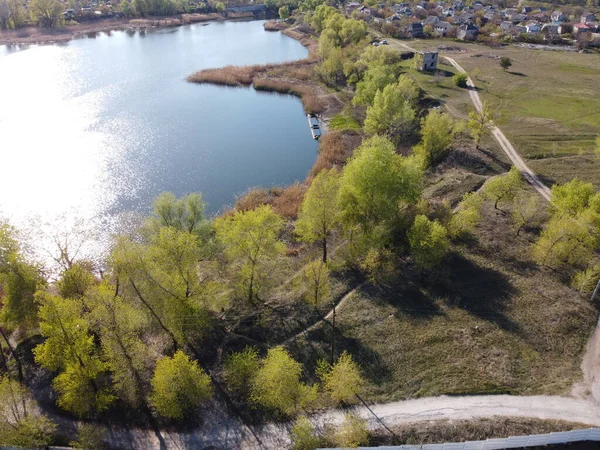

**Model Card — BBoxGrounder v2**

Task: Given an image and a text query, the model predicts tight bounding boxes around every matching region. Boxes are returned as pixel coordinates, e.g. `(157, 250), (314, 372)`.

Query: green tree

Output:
(251, 346), (316, 415)
(215, 205), (285, 303)
(338, 135), (423, 233)
(468, 101), (494, 149)
(291, 416), (321, 450)
(311, 4), (337, 32)
(364, 82), (417, 141)
(58, 262), (95, 299)
(334, 413), (369, 448)
(215, 1), (225, 12)
(147, 192), (210, 237)
(407, 215), (449, 269)
(85, 283), (151, 407)
(511, 195), (543, 236)
(482, 166), (522, 210)
(499, 56), (512, 71)
(353, 65), (399, 107)
(453, 72), (468, 87)
(550, 178), (597, 216)
(29, 0), (63, 28)
(279, 4), (289, 18)
(224, 346), (260, 395)
(70, 423), (108, 450)
(7, 0), (26, 28)
(339, 18), (368, 45)
(414, 110), (458, 167)
(302, 259), (331, 308)
(150, 350), (212, 420)
(448, 192), (484, 239)
(296, 168), (342, 263)
(0, 377), (56, 448)
(572, 266), (600, 294)
(33, 293), (115, 416)
(317, 351), (363, 404)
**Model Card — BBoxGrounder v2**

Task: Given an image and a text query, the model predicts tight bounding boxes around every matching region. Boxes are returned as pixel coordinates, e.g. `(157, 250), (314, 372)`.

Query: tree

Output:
(482, 166), (522, 210)
(340, 18), (368, 45)
(6, 0), (26, 28)
(224, 346), (260, 395)
(511, 195), (543, 236)
(408, 215), (449, 269)
(338, 135), (423, 233)
(150, 350), (212, 419)
(215, 1), (225, 12)
(29, 0), (63, 28)
(58, 262), (96, 299)
(215, 205), (285, 303)
(317, 351), (363, 404)
(364, 83), (417, 141)
(334, 413), (369, 448)
(448, 192), (484, 239)
(550, 178), (597, 216)
(414, 110), (458, 167)
(302, 260), (331, 308)
(291, 416), (321, 450)
(296, 168), (342, 263)
(572, 266), (600, 294)
(147, 192), (210, 237)
(311, 4), (337, 32)
(499, 56), (512, 71)
(453, 72), (468, 87)
(33, 293), (115, 416)
(353, 65), (399, 107)
(251, 346), (316, 415)
(70, 423), (108, 450)
(468, 101), (494, 149)
(279, 5), (289, 18)
(0, 377), (56, 448)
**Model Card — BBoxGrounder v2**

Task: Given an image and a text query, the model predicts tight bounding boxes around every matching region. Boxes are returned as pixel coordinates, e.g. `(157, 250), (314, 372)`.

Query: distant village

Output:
(343, 0), (600, 48)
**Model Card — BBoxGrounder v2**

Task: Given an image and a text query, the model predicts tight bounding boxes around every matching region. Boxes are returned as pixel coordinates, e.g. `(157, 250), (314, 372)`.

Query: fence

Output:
(320, 427), (600, 450)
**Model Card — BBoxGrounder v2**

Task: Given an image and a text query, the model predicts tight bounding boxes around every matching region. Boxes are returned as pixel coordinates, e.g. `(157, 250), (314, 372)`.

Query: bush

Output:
(453, 72), (468, 88)
(572, 266), (600, 295)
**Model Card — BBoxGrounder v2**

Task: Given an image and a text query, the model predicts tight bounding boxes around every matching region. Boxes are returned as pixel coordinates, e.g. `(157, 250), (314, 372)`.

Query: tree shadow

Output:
(428, 253), (521, 334)
(360, 281), (444, 320)
(507, 71), (527, 77)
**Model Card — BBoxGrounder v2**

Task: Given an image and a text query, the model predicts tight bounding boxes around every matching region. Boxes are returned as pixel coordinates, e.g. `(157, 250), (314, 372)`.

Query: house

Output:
(435, 21), (455, 36)
(441, 7), (454, 16)
(420, 51), (439, 71)
(526, 22), (541, 33)
(406, 22), (424, 37)
(500, 20), (513, 32)
(551, 10), (565, 23)
(457, 23), (479, 40)
(513, 25), (527, 34)
(521, 6), (532, 14)
(581, 13), (596, 24)
(513, 14), (527, 23)
(573, 22), (592, 35)
(344, 2), (361, 15)
(424, 15), (440, 26)
(542, 23), (560, 35)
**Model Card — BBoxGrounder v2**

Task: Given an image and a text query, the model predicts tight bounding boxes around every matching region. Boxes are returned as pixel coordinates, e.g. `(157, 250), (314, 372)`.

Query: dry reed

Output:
(264, 20), (289, 31)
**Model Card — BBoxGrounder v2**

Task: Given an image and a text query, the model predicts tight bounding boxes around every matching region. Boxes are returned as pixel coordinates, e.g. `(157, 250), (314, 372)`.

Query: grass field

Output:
(405, 39), (600, 187)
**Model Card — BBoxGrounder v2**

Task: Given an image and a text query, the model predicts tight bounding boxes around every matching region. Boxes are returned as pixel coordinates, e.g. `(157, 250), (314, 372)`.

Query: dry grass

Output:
(129, 13), (222, 27)
(372, 418), (590, 446)
(254, 78), (326, 115)
(187, 64), (266, 87)
(264, 20), (289, 32)
(311, 131), (360, 176)
(234, 183), (307, 219)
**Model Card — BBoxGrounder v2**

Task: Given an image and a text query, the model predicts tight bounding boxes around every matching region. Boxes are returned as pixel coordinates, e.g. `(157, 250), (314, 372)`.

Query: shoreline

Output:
(0, 12), (255, 46)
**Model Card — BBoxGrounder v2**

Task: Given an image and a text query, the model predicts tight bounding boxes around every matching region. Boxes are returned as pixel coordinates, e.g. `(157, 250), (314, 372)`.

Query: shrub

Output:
(453, 72), (468, 88)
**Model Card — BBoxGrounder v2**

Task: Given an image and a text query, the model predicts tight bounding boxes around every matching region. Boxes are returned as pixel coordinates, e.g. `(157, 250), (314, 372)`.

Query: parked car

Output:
(380, 39), (388, 44)
(372, 41), (380, 46)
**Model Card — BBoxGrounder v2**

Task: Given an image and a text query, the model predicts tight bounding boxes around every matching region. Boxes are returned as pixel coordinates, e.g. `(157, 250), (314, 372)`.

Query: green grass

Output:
(405, 38), (600, 185)
(329, 111), (362, 131)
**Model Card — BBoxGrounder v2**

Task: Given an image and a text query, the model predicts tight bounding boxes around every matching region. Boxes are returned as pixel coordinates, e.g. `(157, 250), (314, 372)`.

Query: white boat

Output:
(307, 114), (321, 140)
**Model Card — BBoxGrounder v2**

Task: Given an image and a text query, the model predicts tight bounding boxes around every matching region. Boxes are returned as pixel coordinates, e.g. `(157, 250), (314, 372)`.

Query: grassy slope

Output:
(408, 39), (600, 187)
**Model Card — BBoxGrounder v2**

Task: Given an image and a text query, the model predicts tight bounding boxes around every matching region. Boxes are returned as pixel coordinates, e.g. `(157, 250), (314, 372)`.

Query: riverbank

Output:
(0, 12), (255, 46)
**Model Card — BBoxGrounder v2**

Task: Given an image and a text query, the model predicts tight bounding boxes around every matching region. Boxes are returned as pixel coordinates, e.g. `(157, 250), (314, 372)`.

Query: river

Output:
(0, 20), (316, 262)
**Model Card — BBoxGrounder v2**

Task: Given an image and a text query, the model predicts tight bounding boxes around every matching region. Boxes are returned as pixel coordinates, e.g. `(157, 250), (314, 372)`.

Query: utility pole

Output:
(331, 304), (336, 365)
(591, 278), (600, 303)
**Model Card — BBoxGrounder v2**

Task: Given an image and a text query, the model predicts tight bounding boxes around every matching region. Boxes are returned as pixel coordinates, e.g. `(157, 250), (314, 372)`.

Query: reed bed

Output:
(129, 13), (221, 27)
(263, 20), (289, 32)
(310, 131), (359, 176)
(234, 183), (307, 219)
(187, 65), (267, 86)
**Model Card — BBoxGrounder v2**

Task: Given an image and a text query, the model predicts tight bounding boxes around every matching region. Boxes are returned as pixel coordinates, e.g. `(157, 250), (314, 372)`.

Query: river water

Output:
(0, 20), (316, 261)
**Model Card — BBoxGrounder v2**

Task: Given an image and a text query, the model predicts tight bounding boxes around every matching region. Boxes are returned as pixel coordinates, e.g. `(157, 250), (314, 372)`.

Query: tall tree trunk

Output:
(330, 305), (336, 365)
(248, 264), (255, 304)
(0, 339), (7, 374)
(322, 237), (327, 264)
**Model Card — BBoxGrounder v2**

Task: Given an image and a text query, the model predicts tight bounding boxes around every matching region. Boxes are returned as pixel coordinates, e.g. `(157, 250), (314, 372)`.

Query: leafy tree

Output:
(453, 72), (468, 87)
(408, 215), (449, 269)
(413, 110), (458, 167)
(482, 166), (522, 210)
(215, 1), (225, 12)
(311, 4), (337, 32)
(338, 135), (423, 233)
(29, 0), (63, 28)
(6, 0), (26, 28)
(291, 416), (321, 450)
(468, 101), (494, 149)
(34, 293), (115, 416)
(339, 18), (368, 45)
(215, 205), (285, 303)
(302, 260), (331, 308)
(317, 351), (363, 404)
(70, 423), (108, 450)
(572, 266), (600, 294)
(296, 168), (342, 262)
(550, 178), (597, 216)
(224, 346), (260, 395)
(85, 283), (151, 407)
(499, 56), (512, 71)
(364, 83), (417, 141)
(448, 192), (484, 239)
(334, 413), (369, 448)
(251, 346), (316, 415)
(58, 262), (96, 299)
(150, 350), (212, 420)
(0, 377), (56, 448)
(147, 192), (210, 237)
(511, 195), (543, 236)
(279, 5), (289, 18)
(353, 65), (399, 107)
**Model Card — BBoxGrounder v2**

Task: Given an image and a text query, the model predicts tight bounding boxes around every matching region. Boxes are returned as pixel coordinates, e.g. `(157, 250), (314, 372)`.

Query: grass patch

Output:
(372, 418), (591, 446)
(329, 111), (361, 131)
(263, 20), (288, 32)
